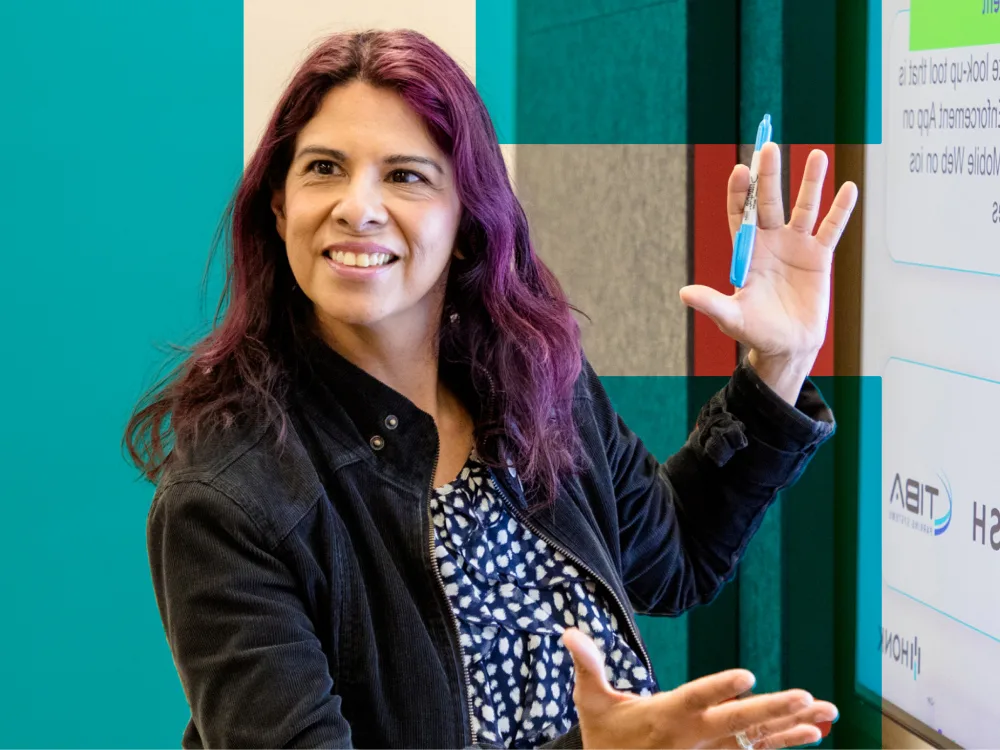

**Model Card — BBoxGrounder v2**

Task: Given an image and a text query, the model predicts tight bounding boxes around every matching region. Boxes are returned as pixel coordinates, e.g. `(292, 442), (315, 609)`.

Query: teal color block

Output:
(0, 1), (242, 745)
(834, 0), (875, 147)
(520, 0), (664, 34)
(785, 0), (837, 145)
(600, 377), (688, 690)
(478, 0), (879, 145)
(636, 613), (688, 691)
(738, 500), (784, 694)
(515, 0), (686, 144)
(687, 0), (740, 144)
(866, 0), (883, 144)
(741, 0), (783, 145)
(855, 376), (883, 701)
(476, 0), (517, 143)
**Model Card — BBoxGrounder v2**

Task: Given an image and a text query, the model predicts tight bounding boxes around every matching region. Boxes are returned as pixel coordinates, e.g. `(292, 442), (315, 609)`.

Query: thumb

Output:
(679, 285), (744, 338)
(561, 628), (616, 711)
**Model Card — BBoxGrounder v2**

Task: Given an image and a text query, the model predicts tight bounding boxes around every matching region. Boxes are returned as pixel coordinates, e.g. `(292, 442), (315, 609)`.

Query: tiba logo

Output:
(888, 472), (953, 536)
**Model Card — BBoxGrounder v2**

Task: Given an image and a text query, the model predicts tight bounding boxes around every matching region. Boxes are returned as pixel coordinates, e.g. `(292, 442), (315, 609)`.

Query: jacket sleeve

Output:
(582, 356), (835, 617)
(538, 723), (583, 749)
(147, 479), (354, 748)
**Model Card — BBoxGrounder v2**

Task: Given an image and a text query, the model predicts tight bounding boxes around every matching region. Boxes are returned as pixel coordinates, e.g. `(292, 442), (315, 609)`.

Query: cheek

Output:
(283, 197), (327, 256)
(404, 203), (462, 267)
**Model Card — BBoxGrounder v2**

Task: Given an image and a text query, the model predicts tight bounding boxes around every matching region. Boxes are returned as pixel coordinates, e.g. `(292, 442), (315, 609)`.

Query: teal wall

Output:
(0, 1), (240, 744)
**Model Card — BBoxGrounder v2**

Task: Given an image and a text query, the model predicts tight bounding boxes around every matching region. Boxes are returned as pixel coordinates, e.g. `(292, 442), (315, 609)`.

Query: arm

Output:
(147, 480), (353, 748)
(582, 356), (834, 617)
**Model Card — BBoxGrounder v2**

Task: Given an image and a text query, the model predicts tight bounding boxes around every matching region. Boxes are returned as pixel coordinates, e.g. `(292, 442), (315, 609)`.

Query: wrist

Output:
(746, 349), (816, 406)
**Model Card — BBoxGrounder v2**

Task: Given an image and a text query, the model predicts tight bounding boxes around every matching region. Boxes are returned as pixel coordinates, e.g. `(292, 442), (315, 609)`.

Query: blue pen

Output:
(730, 113), (772, 288)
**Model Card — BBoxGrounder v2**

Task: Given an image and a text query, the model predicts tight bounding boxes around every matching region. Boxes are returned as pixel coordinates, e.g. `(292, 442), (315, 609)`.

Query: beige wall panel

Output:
(517, 145), (689, 377)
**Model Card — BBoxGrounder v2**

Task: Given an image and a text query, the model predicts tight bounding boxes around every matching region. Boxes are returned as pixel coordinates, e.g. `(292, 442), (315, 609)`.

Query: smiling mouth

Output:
(322, 249), (399, 268)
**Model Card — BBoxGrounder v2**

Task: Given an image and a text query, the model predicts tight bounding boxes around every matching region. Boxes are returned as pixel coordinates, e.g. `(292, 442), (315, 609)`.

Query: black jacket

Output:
(146, 344), (835, 748)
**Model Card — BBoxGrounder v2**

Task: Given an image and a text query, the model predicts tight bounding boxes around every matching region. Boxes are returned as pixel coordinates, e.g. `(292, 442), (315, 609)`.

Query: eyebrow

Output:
(293, 146), (444, 175)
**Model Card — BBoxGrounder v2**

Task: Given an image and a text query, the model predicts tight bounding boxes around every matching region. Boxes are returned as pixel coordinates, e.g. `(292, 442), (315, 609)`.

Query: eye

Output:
(306, 160), (341, 176)
(388, 169), (426, 184)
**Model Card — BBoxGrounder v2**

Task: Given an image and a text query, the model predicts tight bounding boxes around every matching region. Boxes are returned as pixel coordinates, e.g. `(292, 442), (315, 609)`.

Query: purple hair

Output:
(124, 29), (584, 506)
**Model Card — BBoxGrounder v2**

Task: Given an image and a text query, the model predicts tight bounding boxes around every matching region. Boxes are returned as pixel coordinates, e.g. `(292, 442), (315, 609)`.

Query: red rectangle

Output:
(692, 144), (739, 377)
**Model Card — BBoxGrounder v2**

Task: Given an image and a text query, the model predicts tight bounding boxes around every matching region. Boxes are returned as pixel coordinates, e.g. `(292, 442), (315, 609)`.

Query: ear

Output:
(271, 189), (287, 241)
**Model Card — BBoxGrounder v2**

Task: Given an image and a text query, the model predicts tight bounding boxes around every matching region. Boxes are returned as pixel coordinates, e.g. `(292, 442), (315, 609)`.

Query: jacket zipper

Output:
(426, 445), (477, 746)
(486, 469), (654, 678)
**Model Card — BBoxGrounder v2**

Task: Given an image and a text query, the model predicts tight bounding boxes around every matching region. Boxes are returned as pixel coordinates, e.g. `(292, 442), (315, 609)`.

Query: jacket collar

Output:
(292, 335), (487, 493)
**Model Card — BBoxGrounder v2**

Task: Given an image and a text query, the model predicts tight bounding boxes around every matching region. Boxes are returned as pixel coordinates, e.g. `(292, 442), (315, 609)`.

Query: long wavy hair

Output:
(124, 29), (584, 505)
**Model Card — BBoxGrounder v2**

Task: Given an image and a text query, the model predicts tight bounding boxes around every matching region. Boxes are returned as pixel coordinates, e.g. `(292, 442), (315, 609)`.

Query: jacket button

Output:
(370, 435), (385, 451)
(384, 415), (398, 430)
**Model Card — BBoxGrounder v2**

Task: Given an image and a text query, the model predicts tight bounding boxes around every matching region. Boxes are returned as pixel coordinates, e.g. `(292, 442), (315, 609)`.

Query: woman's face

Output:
(272, 81), (462, 340)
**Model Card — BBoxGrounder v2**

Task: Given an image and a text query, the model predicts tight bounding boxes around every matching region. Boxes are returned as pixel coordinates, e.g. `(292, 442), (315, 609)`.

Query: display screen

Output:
(860, 1), (1000, 746)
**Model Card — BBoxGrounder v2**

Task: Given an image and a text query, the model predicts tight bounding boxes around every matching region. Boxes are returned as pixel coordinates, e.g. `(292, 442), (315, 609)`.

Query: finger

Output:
(815, 181), (859, 250)
(788, 149), (829, 234)
(678, 285), (744, 339)
(740, 700), (839, 745)
(800, 700), (838, 727)
(703, 689), (814, 740)
(561, 628), (615, 710)
(728, 163), (751, 240)
(667, 669), (756, 714)
(755, 142), (785, 230)
(754, 723), (823, 750)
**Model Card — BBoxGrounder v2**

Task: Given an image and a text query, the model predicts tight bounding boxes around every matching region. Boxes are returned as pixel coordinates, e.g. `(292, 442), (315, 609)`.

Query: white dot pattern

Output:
(431, 454), (655, 748)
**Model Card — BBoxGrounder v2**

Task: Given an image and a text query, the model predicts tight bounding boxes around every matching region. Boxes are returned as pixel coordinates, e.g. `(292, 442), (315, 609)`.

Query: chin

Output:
(313, 299), (394, 330)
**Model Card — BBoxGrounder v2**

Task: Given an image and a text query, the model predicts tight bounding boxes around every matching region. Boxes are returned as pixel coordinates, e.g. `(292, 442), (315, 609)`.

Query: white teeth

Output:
(329, 250), (395, 267)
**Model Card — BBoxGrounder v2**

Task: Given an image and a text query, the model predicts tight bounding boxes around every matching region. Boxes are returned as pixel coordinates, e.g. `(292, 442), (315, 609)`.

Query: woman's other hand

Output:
(562, 627), (837, 749)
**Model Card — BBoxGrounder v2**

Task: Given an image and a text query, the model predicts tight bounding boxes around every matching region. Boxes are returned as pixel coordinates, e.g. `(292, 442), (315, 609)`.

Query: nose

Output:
(330, 175), (388, 232)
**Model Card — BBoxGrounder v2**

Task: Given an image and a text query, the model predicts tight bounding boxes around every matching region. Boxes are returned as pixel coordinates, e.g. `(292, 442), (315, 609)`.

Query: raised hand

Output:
(679, 144), (858, 404)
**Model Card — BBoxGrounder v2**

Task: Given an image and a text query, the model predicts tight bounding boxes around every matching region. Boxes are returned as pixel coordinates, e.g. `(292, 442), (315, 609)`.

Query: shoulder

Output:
(572, 354), (600, 400)
(571, 353), (617, 427)
(151, 415), (331, 551)
(566, 353), (634, 471)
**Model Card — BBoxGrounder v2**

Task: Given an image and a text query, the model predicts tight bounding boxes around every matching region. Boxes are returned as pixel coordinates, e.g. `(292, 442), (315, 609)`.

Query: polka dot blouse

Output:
(430, 452), (656, 748)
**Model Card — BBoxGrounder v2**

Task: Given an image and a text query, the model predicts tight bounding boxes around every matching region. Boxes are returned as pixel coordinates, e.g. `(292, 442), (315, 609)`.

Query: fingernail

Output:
(832, 711), (840, 724)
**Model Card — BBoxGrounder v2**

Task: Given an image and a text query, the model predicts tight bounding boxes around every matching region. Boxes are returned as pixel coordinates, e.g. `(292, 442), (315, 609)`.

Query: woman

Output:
(126, 29), (856, 750)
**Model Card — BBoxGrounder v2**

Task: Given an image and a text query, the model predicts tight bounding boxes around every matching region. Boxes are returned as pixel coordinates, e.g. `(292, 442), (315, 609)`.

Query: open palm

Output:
(680, 143), (858, 363)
